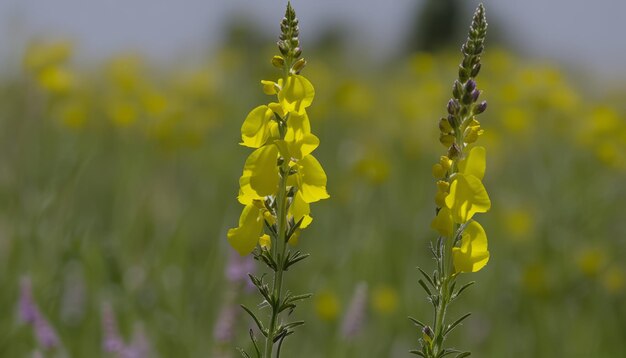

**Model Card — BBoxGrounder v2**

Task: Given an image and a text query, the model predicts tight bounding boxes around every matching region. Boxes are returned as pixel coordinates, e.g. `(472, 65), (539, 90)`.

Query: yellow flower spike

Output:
(431, 207), (454, 238)
(452, 220), (490, 273)
(227, 204), (264, 255)
(289, 191), (313, 229)
(293, 154), (330, 203)
(458, 146), (486, 180)
(445, 174), (491, 224)
(241, 105), (278, 148)
(278, 74), (315, 115)
(259, 234), (272, 250)
(238, 145), (280, 204)
(261, 80), (280, 95)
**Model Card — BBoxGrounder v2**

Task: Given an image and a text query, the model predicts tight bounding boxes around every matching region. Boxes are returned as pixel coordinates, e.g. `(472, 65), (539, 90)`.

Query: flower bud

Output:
(471, 89), (480, 102)
(271, 56), (285, 69)
(452, 80), (463, 100)
(471, 63), (481, 77)
(438, 117), (453, 134)
(447, 99), (460, 115)
(422, 326), (434, 345)
(432, 164), (445, 179)
(447, 143), (462, 160)
(439, 134), (455, 147)
(291, 58), (306, 73)
(464, 79), (476, 92)
(439, 156), (452, 171)
(474, 100), (487, 114)
(293, 47), (302, 58)
(259, 234), (271, 250)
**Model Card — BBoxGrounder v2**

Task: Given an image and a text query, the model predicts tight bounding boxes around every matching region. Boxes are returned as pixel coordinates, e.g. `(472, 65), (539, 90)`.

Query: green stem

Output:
(264, 61), (291, 357)
(264, 161), (289, 358)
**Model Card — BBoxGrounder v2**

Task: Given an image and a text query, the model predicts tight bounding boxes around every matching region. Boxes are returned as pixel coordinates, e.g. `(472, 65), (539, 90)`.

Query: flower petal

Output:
(445, 174), (490, 223)
(297, 155), (329, 203)
(238, 145), (279, 204)
(241, 105), (278, 148)
(227, 204), (263, 255)
(278, 75), (315, 115)
(431, 207), (454, 238)
(452, 220), (490, 273)
(458, 146), (486, 180)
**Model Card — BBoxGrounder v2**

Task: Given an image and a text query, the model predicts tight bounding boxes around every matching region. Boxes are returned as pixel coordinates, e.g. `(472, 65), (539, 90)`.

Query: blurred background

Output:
(0, 0), (625, 357)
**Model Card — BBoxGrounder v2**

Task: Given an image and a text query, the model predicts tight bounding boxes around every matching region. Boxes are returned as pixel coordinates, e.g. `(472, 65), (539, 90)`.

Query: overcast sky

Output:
(1, 0), (625, 78)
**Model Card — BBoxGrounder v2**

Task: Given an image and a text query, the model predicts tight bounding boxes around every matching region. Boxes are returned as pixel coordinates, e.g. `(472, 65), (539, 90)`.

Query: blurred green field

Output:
(1, 38), (626, 357)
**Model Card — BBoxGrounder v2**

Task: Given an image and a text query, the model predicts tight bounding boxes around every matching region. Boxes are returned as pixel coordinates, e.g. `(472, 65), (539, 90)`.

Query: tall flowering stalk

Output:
(410, 4), (490, 357)
(227, 3), (329, 357)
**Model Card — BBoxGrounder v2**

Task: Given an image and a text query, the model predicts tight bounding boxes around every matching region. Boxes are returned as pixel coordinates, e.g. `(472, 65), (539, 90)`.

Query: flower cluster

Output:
(412, 4), (490, 358)
(227, 7), (329, 257)
(227, 3), (328, 357)
(431, 5), (490, 274)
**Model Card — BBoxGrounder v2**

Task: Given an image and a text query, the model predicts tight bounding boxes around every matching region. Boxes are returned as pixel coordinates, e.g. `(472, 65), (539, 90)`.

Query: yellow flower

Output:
(278, 74), (315, 115)
(238, 145), (280, 205)
(458, 146), (486, 179)
(445, 146), (490, 223)
(227, 204), (264, 255)
(261, 80), (279, 95)
(289, 191), (313, 229)
(259, 234), (272, 250)
(37, 66), (74, 93)
(241, 105), (278, 148)
(452, 220), (489, 273)
(315, 290), (340, 321)
(372, 286), (398, 315)
(275, 112), (319, 160)
(431, 207), (453, 238)
(288, 154), (329, 203)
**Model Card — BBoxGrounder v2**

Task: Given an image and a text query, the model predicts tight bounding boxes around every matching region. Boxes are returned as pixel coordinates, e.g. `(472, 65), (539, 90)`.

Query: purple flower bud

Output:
(447, 99), (460, 115)
(465, 79), (477, 92)
(340, 282), (368, 340)
(19, 277), (39, 324)
(475, 100), (487, 114)
(471, 89), (480, 102)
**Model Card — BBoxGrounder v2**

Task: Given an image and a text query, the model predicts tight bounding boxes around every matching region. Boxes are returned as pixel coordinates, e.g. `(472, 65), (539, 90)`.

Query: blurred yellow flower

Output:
(372, 286), (398, 315)
(577, 248), (606, 277)
(315, 290), (340, 321)
(602, 266), (625, 295)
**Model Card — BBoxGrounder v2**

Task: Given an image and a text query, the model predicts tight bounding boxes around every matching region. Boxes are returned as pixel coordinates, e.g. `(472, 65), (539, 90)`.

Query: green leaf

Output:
(408, 316), (426, 329)
(418, 279), (433, 296)
(240, 305), (267, 337)
(452, 281), (475, 300)
(445, 312), (472, 336)
(409, 350), (426, 357)
(417, 267), (435, 288)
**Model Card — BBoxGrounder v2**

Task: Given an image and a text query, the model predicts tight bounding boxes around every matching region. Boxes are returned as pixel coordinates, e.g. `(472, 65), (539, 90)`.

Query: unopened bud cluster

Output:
(274, 3), (307, 75)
